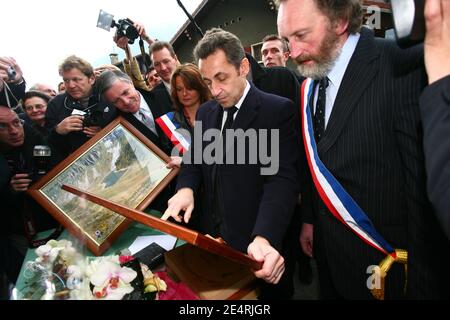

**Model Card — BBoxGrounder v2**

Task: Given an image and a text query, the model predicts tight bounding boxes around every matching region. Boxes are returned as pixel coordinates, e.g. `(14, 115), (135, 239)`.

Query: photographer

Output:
(45, 55), (116, 160)
(0, 57), (25, 109)
(421, 0), (450, 240)
(0, 105), (59, 282)
(113, 19), (154, 91)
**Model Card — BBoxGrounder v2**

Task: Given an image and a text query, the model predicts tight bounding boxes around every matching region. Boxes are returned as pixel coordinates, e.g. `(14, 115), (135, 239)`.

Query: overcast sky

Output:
(1, 0), (202, 90)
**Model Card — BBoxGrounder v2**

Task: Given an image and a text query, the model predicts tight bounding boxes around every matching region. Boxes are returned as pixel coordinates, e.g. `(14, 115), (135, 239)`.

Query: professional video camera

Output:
(96, 9), (139, 44)
(391, 0), (425, 48)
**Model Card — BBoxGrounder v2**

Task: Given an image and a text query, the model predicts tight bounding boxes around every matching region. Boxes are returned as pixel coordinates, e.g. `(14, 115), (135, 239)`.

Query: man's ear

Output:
(334, 18), (349, 36)
(89, 75), (96, 86)
(240, 57), (250, 78)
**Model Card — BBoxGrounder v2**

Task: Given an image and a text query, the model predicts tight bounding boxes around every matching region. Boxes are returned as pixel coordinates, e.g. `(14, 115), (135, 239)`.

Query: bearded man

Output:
(277, 0), (450, 299)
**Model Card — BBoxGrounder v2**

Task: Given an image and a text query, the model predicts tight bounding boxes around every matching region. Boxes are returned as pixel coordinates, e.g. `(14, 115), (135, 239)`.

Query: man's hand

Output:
(113, 34), (130, 51)
(0, 57), (24, 84)
(247, 236), (285, 284)
(424, 0), (450, 84)
(10, 173), (32, 193)
(132, 20), (154, 45)
(161, 188), (194, 223)
(55, 115), (84, 135)
(83, 126), (101, 138)
(166, 156), (182, 169)
(300, 223), (314, 257)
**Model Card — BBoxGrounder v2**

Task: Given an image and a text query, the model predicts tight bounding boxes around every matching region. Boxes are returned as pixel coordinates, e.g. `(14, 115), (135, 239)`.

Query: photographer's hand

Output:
(0, 56), (24, 84)
(113, 34), (133, 61)
(131, 20), (154, 45)
(55, 115), (84, 135)
(424, 0), (450, 84)
(83, 126), (101, 138)
(10, 173), (32, 193)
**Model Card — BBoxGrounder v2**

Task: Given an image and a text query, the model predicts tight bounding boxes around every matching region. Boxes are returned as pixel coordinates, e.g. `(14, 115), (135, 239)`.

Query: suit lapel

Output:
(318, 28), (379, 155)
(232, 86), (259, 130)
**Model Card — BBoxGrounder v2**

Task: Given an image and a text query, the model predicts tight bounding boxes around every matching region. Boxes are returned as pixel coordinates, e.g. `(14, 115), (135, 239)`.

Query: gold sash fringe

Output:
(370, 249), (408, 300)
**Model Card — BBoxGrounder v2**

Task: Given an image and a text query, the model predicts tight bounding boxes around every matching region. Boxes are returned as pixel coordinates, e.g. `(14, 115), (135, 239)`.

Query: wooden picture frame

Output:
(28, 116), (179, 255)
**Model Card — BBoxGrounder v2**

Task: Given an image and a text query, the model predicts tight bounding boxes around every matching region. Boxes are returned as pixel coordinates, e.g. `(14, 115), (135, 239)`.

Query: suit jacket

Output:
(150, 81), (173, 112)
(119, 88), (174, 156)
(302, 28), (450, 298)
(176, 85), (299, 253)
(247, 53), (302, 128)
(420, 75), (450, 241)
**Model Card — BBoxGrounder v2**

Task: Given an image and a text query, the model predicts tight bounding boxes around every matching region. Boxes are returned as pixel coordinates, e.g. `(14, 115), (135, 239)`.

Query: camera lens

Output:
(7, 66), (17, 81)
(33, 145), (51, 176)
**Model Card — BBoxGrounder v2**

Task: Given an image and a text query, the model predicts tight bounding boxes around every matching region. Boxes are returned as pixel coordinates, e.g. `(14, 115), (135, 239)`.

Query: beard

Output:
(294, 28), (342, 80)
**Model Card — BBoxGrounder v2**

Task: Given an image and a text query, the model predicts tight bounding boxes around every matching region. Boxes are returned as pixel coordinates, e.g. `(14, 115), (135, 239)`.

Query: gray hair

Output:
(95, 70), (133, 97)
(193, 28), (245, 70)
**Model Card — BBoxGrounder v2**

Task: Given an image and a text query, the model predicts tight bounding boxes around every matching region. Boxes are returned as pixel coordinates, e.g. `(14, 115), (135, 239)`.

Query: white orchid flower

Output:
(89, 260), (137, 299)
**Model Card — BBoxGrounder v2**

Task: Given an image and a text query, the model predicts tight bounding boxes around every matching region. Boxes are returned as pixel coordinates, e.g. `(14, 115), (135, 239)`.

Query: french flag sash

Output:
(155, 111), (190, 154)
(301, 79), (396, 259)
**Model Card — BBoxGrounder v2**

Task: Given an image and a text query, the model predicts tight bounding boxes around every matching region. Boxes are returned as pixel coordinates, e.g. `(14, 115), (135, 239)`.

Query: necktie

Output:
(221, 106), (238, 149)
(139, 109), (158, 135)
(314, 77), (329, 143)
(222, 106), (238, 132)
(211, 106), (237, 237)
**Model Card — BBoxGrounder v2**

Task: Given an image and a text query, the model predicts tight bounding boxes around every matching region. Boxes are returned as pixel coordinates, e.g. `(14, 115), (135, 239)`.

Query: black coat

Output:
(176, 84), (299, 253)
(0, 79), (26, 108)
(45, 92), (117, 159)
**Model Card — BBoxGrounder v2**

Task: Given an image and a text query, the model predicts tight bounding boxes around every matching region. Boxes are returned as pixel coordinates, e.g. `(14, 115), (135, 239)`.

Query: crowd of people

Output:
(1, 0), (450, 300)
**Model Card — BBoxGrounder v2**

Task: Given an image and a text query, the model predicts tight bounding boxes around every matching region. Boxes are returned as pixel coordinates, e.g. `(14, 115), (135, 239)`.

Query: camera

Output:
(83, 109), (104, 127)
(96, 9), (139, 44)
(33, 145), (51, 178)
(7, 66), (16, 81)
(114, 18), (139, 44)
(391, 0), (425, 48)
(6, 145), (51, 182)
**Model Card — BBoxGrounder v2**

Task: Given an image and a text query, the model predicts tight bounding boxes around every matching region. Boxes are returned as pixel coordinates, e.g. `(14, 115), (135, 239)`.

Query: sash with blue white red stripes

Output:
(155, 111), (190, 154)
(300, 79), (407, 299)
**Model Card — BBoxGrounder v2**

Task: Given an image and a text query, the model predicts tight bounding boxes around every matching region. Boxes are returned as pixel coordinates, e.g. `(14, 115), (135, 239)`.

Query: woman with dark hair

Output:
(170, 63), (211, 132)
(162, 63), (211, 167)
(22, 90), (51, 136)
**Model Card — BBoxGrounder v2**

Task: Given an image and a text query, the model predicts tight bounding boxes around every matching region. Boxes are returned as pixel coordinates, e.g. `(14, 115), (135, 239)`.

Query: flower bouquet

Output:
(16, 239), (171, 300)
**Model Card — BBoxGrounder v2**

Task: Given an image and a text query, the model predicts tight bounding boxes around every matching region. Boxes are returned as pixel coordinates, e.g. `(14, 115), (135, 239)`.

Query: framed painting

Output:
(28, 116), (179, 255)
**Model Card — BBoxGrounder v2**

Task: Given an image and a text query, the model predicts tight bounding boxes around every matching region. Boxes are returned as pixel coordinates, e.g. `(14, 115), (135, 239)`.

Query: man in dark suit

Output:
(96, 70), (175, 212)
(421, 0), (450, 240)
(278, 0), (450, 299)
(148, 41), (180, 111)
(96, 70), (173, 156)
(161, 28), (299, 296)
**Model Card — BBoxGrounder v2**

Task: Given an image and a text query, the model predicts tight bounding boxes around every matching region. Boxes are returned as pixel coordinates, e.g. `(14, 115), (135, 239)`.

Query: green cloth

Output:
(13, 210), (186, 297)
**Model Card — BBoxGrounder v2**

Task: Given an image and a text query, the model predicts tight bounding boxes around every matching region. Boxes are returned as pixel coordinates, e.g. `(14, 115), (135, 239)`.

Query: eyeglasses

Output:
(0, 118), (25, 132)
(24, 104), (46, 112)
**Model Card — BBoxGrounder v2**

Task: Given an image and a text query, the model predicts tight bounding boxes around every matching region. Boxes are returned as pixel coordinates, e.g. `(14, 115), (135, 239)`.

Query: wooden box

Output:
(165, 244), (259, 300)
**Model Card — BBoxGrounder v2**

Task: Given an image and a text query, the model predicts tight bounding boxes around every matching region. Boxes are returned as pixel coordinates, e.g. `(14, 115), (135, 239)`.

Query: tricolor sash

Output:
(155, 112), (190, 154)
(300, 79), (407, 299)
